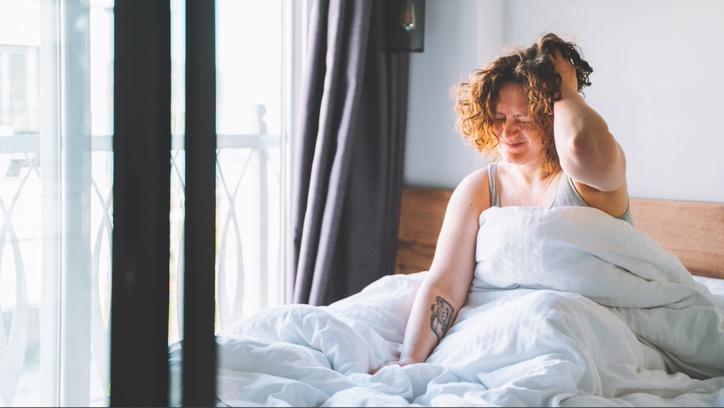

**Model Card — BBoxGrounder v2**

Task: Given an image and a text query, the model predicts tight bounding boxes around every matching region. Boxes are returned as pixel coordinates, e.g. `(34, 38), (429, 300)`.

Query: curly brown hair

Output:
(454, 33), (593, 174)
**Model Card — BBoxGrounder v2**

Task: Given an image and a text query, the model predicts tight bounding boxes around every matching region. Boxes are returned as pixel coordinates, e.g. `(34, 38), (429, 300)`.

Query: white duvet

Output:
(171, 206), (724, 407)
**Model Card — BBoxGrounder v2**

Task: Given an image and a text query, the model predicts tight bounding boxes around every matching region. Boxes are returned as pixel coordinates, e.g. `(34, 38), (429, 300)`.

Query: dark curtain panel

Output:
(292, 0), (410, 306)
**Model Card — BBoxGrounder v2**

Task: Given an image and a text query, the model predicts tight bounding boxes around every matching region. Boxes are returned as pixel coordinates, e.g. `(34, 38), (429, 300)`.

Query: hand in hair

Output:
(550, 49), (579, 99)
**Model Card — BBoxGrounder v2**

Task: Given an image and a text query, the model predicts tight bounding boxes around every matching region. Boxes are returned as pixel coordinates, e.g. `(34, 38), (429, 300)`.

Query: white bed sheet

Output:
(695, 275), (724, 298)
(170, 206), (724, 407)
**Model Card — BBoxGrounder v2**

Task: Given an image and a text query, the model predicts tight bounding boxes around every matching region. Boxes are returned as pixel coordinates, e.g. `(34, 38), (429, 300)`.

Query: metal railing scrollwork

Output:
(0, 103), (280, 405)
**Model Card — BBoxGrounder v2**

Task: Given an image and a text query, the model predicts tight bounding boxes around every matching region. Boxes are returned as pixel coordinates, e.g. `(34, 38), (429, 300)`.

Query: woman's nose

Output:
(501, 120), (517, 135)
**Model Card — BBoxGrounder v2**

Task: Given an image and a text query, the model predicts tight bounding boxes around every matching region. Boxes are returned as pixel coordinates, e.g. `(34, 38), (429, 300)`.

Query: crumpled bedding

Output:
(170, 206), (724, 407)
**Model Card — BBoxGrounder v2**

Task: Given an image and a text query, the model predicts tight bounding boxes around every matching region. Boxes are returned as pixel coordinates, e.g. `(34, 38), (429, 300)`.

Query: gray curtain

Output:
(292, 0), (410, 306)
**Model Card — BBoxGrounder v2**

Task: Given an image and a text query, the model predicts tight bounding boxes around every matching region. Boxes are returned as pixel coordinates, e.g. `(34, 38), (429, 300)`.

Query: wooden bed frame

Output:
(395, 188), (724, 280)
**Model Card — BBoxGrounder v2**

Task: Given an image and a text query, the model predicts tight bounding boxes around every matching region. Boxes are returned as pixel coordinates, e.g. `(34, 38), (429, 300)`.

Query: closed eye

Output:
(493, 117), (532, 126)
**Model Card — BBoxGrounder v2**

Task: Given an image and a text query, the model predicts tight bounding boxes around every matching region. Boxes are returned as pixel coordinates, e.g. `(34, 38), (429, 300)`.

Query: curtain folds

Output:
(292, 0), (410, 306)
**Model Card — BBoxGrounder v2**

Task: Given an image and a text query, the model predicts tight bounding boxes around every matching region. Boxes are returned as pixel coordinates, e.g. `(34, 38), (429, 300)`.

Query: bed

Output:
(170, 188), (724, 407)
(395, 188), (724, 280)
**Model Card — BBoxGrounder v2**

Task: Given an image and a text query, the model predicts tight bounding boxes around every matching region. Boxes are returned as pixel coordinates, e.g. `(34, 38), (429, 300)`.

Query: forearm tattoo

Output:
(430, 296), (454, 342)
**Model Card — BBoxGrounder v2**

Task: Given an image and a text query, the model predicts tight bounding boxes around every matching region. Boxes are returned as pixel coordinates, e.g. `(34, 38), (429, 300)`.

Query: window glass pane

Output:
(215, 0), (284, 331)
(0, 0), (112, 405)
(0, 1), (43, 406)
(169, 0), (185, 347)
(167, 0), (286, 343)
(89, 0), (113, 405)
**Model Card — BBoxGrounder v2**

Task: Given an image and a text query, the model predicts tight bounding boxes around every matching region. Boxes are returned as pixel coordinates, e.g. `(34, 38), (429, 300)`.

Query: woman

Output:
(396, 33), (632, 367)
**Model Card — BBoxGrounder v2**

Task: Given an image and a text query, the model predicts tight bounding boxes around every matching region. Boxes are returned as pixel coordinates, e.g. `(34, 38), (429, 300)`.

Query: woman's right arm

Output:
(397, 169), (489, 365)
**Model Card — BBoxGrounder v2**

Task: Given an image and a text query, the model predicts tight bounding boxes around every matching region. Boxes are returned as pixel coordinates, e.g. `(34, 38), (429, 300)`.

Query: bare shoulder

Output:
(429, 167), (491, 293)
(448, 167), (491, 218)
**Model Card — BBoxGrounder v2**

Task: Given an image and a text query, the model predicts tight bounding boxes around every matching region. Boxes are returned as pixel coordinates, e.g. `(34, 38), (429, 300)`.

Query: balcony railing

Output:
(0, 104), (280, 406)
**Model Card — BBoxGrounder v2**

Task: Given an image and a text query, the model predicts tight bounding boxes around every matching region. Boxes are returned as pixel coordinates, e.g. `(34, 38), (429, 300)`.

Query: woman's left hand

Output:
(369, 358), (418, 375)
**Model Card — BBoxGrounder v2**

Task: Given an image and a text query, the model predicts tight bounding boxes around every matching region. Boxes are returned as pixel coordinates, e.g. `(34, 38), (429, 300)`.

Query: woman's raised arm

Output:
(551, 51), (626, 194)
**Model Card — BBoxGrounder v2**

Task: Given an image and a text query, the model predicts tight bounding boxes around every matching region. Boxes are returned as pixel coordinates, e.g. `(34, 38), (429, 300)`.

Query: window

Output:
(0, 0), (302, 405)
(168, 0), (292, 345)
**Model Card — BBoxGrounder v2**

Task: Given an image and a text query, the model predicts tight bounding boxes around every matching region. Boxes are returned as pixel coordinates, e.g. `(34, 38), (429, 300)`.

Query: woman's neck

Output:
(497, 161), (562, 207)
(502, 160), (558, 186)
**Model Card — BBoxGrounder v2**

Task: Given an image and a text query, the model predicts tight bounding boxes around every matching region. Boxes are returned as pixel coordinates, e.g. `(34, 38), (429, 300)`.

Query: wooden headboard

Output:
(395, 188), (724, 280)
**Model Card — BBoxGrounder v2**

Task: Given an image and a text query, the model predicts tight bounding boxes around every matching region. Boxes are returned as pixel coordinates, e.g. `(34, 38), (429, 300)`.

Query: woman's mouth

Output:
(504, 141), (524, 149)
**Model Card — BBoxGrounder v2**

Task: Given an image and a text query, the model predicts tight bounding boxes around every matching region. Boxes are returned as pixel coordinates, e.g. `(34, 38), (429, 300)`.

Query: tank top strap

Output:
(487, 162), (500, 207)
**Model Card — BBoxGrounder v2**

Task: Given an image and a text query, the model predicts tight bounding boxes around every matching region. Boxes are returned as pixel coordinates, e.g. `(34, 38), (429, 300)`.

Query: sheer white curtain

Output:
(0, 0), (112, 406)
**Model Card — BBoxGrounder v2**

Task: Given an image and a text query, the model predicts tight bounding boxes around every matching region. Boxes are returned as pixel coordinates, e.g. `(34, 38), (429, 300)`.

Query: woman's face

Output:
(492, 82), (546, 166)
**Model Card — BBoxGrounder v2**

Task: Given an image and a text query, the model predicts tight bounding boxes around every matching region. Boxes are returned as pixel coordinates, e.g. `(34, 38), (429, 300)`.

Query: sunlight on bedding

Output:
(170, 206), (724, 407)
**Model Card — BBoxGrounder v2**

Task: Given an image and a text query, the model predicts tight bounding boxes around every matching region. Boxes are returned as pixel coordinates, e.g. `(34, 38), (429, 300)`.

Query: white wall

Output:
(404, 0), (498, 189)
(405, 0), (724, 203)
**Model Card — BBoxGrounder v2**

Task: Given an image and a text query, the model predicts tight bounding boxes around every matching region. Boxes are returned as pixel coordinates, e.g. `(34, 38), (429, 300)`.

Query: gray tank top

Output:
(487, 162), (634, 226)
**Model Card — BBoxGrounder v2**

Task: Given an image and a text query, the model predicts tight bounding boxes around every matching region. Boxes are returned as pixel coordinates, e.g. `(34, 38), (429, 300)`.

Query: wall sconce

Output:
(388, 0), (426, 53)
